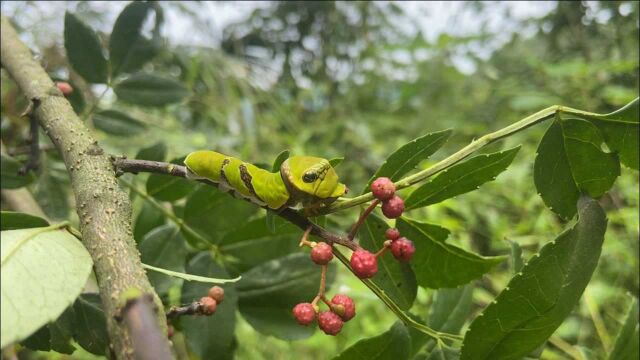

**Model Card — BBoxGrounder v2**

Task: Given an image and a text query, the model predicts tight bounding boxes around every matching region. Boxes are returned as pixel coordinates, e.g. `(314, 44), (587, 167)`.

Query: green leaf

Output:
(64, 12), (108, 83)
(461, 196), (607, 360)
(585, 98), (639, 170)
(181, 253), (237, 360)
(359, 214), (417, 310)
(428, 285), (474, 334)
(33, 172), (69, 220)
(109, 2), (160, 76)
(146, 156), (194, 202)
(329, 157), (344, 168)
(534, 119), (620, 220)
(21, 324), (51, 351)
(133, 201), (165, 242)
(0, 211), (49, 231)
(93, 109), (146, 136)
(1, 154), (36, 189)
(509, 240), (524, 273)
(136, 141), (167, 162)
(220, 217), (301, 274)
(608, 295), (639, 360)
(427, 346), (460, 360)
(114, 73), (190, 107)
(271, 149), (290, 172)
(237, 253), (336, 340)
(182, 185), (258, 245)
(1, 226), (93, 348)
(139, 225), (187, 294)
(72, 294), (109, 355)
(333, 322), (411, 360)
(49, 308), (75, 354)
(397, 218), (505, 288)
(406, 146), (520, 210)
(363, 129), (452, 193)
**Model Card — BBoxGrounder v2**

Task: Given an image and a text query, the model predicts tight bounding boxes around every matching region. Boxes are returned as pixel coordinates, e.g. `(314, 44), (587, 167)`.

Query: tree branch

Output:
(1, 17), (170, 359)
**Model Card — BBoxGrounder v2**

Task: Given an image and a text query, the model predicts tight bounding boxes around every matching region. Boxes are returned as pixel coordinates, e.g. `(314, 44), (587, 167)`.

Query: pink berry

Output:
(310, 242), (333, 265)
(200, 296), (217, 315)
(318, 311), (344, 335)
(381, 195), (404, 219)
(385, 228), (401, 240)
(56, 81), (73, 95)
(292, 303), (316, 325)
(390, 237), (416, 262)
(331, 294), (356, 321)
(371, 177), (396, 201)
(350, 250), (378, 279)
(207, 286), (225, 304)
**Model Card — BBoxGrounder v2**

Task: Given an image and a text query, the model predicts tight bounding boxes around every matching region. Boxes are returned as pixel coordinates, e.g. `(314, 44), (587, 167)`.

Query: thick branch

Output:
(1, 17), (170, 359)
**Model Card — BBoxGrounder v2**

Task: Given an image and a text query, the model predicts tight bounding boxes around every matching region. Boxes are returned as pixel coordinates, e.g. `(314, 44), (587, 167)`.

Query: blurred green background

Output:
(1, 1), (638, 359)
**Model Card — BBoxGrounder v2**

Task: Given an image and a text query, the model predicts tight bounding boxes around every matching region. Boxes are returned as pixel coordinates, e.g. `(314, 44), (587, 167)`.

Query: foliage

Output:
(1, 1), (638, 359)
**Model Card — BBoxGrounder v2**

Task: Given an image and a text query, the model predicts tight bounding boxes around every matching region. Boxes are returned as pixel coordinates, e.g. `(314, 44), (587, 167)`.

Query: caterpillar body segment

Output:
(184, 150), (346, 210)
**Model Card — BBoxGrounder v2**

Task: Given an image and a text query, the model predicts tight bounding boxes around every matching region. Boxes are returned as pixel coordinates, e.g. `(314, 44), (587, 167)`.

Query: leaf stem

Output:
(320, 105), (568, 214)
(347, 199), (381, 240)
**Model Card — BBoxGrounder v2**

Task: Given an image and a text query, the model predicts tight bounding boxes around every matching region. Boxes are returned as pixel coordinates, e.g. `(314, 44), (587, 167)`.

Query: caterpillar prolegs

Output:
(184, 151), (347, 210)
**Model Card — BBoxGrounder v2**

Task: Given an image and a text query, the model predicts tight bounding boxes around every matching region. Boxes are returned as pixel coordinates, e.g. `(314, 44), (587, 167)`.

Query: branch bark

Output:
(1, 17), (171, 359)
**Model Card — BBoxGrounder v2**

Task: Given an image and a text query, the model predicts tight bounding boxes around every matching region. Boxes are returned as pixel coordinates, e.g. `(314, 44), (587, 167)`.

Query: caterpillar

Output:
(184, 151), (347, 210)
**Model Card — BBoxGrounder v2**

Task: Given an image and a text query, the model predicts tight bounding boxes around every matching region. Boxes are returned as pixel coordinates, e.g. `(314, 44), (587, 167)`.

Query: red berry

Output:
(318, 311), (344, 335)
(200, 296), (217, 315)
(208, 286), (225, 304)
(56, 81), (73, 95)
(381, 195), (404, 219)
(390, 237), (416, 262)
(167, 325), (174, 338)
(292, 303), (316, 325)
(371, 177), (396, 201)
(385, 228), (401, 240)
(331, 294), (356, 321)
(350, 250), (378, 278)
(310, 242), (334, 265)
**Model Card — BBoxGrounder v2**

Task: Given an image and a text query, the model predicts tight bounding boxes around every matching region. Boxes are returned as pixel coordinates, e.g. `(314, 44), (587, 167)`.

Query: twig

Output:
(166, 300), (213, 319)
(18, 98), (41, 175)
(311, 265), (328, 307)
(347, 199), (380, 240)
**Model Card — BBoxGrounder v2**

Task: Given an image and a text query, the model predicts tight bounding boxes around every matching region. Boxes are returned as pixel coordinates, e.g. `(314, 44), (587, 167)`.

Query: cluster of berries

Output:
(198, 286), (225, 315)
(292, 240), (356, 335)
(292, 293), (356, 336)
(292, 177), (415, 336)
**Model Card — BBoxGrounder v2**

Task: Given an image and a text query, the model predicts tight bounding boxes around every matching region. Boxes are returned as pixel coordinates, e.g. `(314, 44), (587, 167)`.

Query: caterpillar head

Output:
(281, 156), (347, 205)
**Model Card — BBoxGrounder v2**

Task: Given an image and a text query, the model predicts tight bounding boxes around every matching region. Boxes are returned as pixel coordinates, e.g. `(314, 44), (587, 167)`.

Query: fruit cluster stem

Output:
(347, 199), (381, 240)
(311, 265), (328, 306)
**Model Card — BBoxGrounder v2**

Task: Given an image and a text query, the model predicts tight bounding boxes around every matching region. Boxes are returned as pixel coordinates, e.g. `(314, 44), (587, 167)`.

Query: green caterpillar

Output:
(184, 151), (347, 210)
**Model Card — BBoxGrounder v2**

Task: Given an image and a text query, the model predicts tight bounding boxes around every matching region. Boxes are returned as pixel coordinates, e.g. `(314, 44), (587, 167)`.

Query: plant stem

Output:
(347, 199), (380, 240)
(311, 265), (328, 307)
(320, 105), (569, 214)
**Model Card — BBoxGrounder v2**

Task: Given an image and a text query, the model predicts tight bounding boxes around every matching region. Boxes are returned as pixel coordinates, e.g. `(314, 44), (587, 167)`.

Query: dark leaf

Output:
(397, 218), (505, 288)
(0, 154), (36, 189)
(93, 109), (146, 137)
(237, 253), (336, 340)
(72, 294), (109, 356)
(428, 285), (474, 334)
(181, 253), (237, 360)
(406, 146), (520, 210)
(461, 197), (607, 360)
(271, 149), (290, 172)
(363, 129), (452, 193)
(114, 73), (190, 107)
(359, 214), (417, 310)
(139, 225), (187, 295)
(134, 201), (166, 242)
(534, 119), (619, 219)
(33, 172), (69, 220)
(136, 141), (167, 162)
(333, 322), (411, 360)
(0, 211), (49, 231)
(109, 2), (160, 76)
(64, 12), (108, 83)
(608, 295), (639, 360)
